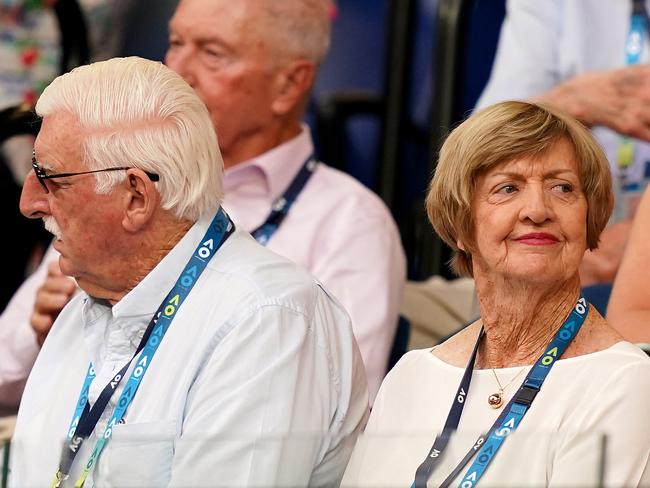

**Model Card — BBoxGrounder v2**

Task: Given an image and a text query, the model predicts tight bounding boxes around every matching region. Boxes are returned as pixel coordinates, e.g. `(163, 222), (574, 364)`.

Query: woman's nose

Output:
(519, 184), (552, 224)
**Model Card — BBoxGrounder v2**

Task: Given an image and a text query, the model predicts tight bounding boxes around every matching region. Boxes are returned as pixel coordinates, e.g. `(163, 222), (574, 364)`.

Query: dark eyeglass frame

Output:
(31, 151), (160, 193)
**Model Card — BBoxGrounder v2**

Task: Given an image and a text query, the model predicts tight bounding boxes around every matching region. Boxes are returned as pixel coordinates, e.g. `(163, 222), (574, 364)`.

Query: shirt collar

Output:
(223, 124), (315, 202)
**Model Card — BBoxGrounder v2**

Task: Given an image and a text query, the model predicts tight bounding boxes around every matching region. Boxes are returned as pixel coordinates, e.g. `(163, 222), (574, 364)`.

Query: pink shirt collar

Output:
(223, 125), (315, 202)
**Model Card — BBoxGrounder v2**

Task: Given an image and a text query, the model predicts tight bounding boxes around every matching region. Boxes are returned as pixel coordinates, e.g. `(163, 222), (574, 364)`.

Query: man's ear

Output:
(271, 59), (316, 115)
(457, 239), (466, 252)
(121, 169), (159, 233)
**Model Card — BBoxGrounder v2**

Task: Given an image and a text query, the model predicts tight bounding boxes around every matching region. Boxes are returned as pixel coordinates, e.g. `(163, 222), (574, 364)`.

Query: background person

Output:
(10, 56), (368, 487)
(342, 101), (650, 487)
(607, 185), (650, 346)
(0, 0), (405, 406)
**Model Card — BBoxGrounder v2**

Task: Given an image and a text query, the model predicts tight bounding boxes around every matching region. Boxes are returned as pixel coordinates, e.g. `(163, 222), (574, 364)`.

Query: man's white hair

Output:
(35, 56), (223, 222)
(262, 0), (332, 65)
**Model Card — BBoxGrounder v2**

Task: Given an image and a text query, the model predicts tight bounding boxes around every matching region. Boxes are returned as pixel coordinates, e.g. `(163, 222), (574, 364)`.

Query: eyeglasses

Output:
(31, 151), (160, 193)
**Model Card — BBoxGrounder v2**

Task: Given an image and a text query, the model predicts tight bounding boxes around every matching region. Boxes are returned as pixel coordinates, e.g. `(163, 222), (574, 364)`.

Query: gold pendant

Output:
(488, 391), (503, 409)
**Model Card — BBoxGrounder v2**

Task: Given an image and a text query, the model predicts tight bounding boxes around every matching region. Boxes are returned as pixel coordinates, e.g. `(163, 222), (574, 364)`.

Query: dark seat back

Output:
(417, 0), (506, 279)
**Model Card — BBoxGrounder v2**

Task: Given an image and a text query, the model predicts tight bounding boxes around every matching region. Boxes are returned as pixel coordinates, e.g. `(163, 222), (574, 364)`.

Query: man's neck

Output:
(223, 122), (302, 169)
(78, 215), (194, 305)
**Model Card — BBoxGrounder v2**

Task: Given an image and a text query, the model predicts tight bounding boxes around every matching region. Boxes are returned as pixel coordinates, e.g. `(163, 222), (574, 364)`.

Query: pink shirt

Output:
(0, 127), (405, 405)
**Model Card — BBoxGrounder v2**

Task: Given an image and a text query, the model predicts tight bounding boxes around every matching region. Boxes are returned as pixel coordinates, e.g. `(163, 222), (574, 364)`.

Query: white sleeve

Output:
(0, 243), (58, 408)
(168, 294), (369, 487)
(476, 0), (564, 110)
(549, 359), (650, 487)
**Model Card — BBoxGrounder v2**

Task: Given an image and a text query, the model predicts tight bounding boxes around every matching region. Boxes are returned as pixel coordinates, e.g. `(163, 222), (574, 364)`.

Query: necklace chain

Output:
(484, 350), (528, 409)
(490, 366), (526, 393)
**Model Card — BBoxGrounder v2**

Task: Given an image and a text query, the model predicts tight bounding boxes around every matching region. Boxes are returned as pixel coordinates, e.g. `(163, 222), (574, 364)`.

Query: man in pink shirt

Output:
(0, 0), (405, 408)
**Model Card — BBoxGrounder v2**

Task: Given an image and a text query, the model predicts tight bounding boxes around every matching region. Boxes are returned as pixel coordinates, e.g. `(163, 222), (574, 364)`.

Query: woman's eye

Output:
(553, 183), (573, 193)
(497, 184), (517, 194)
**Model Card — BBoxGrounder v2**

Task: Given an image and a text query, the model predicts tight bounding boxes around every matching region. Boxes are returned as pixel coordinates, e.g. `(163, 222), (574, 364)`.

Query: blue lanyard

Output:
(627, 0), (649, 65)
(52, 208), (234, 488)
(618, 0), (649, 170)
(411, 296), (590, 488)
(251, 154), (317, 245)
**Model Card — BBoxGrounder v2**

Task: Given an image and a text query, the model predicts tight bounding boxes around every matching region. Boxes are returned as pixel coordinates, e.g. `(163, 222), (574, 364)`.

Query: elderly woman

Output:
(342, 101), (650, 487)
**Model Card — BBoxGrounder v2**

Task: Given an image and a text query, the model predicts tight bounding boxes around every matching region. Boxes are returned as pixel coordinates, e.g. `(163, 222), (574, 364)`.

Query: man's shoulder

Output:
(306, 163), (394, 222)
(206, 230), (327, 311)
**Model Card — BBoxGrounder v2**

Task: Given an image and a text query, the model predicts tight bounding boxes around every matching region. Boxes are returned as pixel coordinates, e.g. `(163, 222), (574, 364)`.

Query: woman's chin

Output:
(495, 262), (577, 286)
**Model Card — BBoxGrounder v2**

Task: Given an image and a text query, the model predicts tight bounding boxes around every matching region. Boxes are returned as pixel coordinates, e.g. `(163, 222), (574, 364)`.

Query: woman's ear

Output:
(121, 169), (159, 233)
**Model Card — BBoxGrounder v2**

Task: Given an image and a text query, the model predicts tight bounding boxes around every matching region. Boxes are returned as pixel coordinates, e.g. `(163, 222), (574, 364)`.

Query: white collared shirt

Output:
(10, 211), (369, 487)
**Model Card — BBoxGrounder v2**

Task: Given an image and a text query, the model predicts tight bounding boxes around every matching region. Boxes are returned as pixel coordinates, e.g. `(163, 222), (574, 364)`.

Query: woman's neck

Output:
(474, 274), (581, 369)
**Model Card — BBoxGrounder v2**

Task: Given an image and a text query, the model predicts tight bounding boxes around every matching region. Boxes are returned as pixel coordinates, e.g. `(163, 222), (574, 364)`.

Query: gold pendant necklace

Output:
(488, 366), (527, 409)
(487, 389), (504, 409)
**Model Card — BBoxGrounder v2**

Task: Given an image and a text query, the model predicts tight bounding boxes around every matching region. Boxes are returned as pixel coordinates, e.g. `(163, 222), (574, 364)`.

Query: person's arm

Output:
(168, 297), (369, 487)
(31, 257), (76, 345)
(0, 243), (75, 408)
(607, 187), (650, 343)
(535, 65), (650, 142)
(476, 0), (562, 109)
(0, 246), (53, 408)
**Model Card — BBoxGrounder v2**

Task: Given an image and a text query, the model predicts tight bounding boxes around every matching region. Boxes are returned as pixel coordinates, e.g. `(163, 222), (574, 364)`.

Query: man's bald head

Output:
(259, 0), (332, 66)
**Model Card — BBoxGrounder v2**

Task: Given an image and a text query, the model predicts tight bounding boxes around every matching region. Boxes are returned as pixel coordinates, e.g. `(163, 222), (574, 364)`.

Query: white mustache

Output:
(43, 217), (63, 240)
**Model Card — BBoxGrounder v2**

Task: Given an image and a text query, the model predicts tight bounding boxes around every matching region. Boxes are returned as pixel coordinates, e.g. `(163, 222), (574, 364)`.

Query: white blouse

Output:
(342, 342), (650, 487)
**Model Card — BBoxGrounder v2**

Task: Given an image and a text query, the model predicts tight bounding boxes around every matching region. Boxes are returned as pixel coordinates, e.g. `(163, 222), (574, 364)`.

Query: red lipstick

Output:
(515, 232), (560, 245)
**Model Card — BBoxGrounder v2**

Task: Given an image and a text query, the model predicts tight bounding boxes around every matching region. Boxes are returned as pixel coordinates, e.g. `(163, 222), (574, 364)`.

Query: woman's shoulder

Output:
(381, 344), (466, 390)
(558, 340), (650, 371)
(426, 321), (482, 368)
(566, 308), (633, 359)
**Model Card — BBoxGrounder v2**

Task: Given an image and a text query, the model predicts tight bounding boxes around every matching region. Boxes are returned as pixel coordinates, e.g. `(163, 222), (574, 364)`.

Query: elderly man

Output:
(10, 56), (368, 487)
(0, 0), (405, 406)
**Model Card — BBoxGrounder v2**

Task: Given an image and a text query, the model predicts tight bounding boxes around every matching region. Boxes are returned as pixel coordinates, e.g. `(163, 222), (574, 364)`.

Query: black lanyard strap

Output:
(412, 328), (484, 487)
(251, 154), (317, 245)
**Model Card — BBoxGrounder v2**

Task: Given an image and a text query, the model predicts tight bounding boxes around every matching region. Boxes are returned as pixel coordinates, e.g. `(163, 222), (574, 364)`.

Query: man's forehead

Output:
(35, 112), (84, 164)
(170, 0), (258, 32)
(38, 112), (82, 140)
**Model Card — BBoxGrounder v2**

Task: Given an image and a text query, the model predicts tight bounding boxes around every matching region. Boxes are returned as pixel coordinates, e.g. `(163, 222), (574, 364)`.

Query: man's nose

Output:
(165, 47), (197, 87)
(20, 170), (51, 219)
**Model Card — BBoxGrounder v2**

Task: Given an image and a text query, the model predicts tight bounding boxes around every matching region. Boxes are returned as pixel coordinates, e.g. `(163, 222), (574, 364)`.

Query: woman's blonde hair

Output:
(426, 100), (614, 277)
